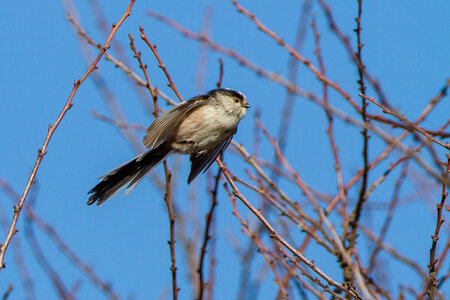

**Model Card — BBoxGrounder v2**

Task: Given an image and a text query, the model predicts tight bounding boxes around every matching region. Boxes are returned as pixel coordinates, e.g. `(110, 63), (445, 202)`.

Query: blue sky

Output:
(1, 0), (449, 299)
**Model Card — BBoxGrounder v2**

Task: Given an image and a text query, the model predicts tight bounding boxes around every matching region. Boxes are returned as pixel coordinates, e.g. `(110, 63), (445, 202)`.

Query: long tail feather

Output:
(87, 143), (170, 206)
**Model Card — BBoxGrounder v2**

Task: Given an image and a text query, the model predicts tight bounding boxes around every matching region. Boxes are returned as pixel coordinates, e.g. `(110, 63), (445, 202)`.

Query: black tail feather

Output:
(87, 143), (170, 206)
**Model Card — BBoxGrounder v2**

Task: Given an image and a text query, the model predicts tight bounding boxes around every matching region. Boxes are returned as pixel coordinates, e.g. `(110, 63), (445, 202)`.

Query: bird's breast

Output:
(173, 105), (238, 154)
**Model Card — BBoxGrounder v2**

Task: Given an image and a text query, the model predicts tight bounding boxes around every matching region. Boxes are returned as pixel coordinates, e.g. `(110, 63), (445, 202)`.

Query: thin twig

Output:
(368, 163), (409, 272)
(277, 246), (344, 299)
(223, 181), (289, 299)
(128, 33), (160, 117)
(361, 227), (427, 280)
(139, 26), (184, 102)
(360, 93), (450, 150)
(86, 0), (155, 117)
(346, 1), (369, 290)
(425, 153), (449, 298)
(195, 7), (213, 93)
(311, 17), (348, 224)
(1, 285), (13, 300)
(163, 166), (178, 299)
(206, 225), (217, 300)
(316, 0), (391, 108)
(216, 58), (224, 89)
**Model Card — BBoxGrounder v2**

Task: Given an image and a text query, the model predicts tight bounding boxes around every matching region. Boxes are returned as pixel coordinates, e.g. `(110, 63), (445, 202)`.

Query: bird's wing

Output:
(143, 96), (206, 149)
(187, 135), (233, 183)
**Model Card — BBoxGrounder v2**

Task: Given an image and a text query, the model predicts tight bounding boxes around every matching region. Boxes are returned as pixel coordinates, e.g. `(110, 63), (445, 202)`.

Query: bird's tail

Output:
(87, 143), (171, 206)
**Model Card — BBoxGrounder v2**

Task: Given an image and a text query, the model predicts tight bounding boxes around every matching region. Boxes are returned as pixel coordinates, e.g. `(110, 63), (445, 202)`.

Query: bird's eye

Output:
(234, 98), (239, 103)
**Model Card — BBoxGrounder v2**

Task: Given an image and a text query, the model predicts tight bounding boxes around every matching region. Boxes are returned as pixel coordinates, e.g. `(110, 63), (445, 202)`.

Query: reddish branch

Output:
(128, 33), (160, 117)
(86, 0), (155, 117)
(216, 58), (224, 89)
(347, 0), (369, 290)
(0, 0), (136, 271)
(195, 7), (213, 93)
(234, 168), (335, 253)
(368, 163), (408, 272)
(206, 236), (217, 300)
(435, 240), (450, 274)
(361, 93), (450, 150)
(311, 17), (348, 224)
(163, 168), (178, 300)
(139, 26), (183, 102)
(229, 142), (334, 248)
(223, 182), (288, 298)
(361, 227), (427, 280)
(277, 246), (344, 299)
(68, 15), (148, 90)
(316, 0), (391, 108)
(425, 153), (449, 298)
(2, 285), (13, 300)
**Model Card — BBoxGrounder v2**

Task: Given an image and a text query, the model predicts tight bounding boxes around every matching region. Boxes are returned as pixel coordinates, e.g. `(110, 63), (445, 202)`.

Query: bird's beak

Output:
(244, 103), (251, 108)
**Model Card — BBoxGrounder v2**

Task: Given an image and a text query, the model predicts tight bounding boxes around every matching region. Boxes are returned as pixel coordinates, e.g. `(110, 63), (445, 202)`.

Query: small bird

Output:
(87, 89), (250, 206)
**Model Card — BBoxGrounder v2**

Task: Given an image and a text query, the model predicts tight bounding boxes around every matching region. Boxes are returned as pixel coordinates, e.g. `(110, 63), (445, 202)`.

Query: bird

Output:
(87, 88), (250, 206)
